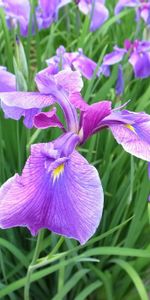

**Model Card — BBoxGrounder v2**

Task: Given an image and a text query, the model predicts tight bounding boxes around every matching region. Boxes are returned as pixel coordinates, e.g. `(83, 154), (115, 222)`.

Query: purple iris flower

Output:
(0, 0), (30, 36)
(75, 0), (109, 31)
(46, 45), (99, 79)
(115, 0), (150, 25)
(0, 69), (150, 244)
(36, 0), (71, 30)
(100, 39), (150, 93)
(0, 0), (71, 36)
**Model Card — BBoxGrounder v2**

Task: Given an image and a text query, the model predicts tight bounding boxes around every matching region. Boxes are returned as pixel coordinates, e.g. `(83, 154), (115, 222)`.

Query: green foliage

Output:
(0, 1), (150, 299)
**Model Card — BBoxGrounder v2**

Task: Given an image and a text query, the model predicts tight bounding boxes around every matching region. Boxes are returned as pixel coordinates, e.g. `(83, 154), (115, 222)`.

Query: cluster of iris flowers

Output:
(1, 0), (150, 36)
(0, 0), (150, 246)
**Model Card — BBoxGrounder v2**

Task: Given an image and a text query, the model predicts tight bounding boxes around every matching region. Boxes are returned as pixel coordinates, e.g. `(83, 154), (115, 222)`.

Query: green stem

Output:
(0, 8), (13, 71)
(48, 237), (64, 258)
(24, 230), (44, 300)
(16, 122), (22, 174)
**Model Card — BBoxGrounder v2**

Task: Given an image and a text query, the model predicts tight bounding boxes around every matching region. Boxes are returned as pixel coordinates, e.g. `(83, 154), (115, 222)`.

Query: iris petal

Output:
(0, 92), (55, 128)
(0, 136), (103, 244)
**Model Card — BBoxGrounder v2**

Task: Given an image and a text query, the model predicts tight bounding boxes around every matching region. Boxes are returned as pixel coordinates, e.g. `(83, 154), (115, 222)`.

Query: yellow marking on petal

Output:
(125, 124), (136, 133)
(52, 164), (64, 182)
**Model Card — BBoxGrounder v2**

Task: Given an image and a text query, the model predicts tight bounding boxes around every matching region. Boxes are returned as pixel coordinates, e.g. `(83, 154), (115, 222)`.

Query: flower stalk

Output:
(24, 230), (44, 300)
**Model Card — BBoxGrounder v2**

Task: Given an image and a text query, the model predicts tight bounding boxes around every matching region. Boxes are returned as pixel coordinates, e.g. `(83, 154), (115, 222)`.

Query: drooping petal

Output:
(1, 102), (39, 128)
(0, 92), (54, 108)
(34, 108), (64, 130)
(70, 51), (98, 79)
(0, 134), (103, 245)
(102, 47), (127, 65)
(102, 110), (150, 161)
(0, 92), (55, 128)
(0, 68), (16, 92)
(129, 51), (150, 78)
(80, 101), (112, 143)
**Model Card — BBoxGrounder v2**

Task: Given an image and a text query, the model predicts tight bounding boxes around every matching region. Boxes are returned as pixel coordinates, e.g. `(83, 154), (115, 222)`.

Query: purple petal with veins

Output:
(101, 110), (150, 161)
(34, 108), (64, 130)
(0, 92), (55, 128)
(0, 133), (104, 244)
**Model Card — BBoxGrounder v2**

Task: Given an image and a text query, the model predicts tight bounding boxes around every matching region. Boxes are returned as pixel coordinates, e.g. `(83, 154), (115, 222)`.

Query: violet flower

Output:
(115, 0), (150, 25)
(0, 70), (150, 244)
(0, 0), (71, 36)
(0, 0), (30, 36)
(100, 39), (150, 94)
(75, 0), (109, 31)
(36, 0), (71, 30)
(46, 45), (99, 79)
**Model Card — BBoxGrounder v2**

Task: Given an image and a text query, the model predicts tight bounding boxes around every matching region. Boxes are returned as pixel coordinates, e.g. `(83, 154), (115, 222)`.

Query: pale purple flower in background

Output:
(36, 0), (71, 30)
(115, 0), (150, 25)
(46, 45), (99, 79)
(0, 0), (30, 36)
(0, 69), (150, 243)
(75, 0), (109, 31)
(0, 0), (71, 36)
(99, 39), (150, 94)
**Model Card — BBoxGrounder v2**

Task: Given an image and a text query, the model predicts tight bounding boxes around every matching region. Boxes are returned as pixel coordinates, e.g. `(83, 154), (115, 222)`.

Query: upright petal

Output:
(80, 101), (112, 143)
(129, 51), (150, 78)
(116, 64), (124, 95)
(2, 0), (30, 36)
(35, 69), (83, 95)
(35, 70), (81, 132)
(90, 1), (109, 31)
(77, 0), (89, 15)
(55, 70), (83, 94)
(140, 3), (150, 24)
(0, 134), (103, 245)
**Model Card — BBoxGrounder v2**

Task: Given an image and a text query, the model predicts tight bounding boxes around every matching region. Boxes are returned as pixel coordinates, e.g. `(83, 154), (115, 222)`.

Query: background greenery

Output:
(0, 0), (150, 299)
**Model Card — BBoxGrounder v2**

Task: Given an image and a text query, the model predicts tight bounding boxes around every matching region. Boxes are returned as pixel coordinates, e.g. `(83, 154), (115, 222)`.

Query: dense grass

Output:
(0, 1), (150, 299)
